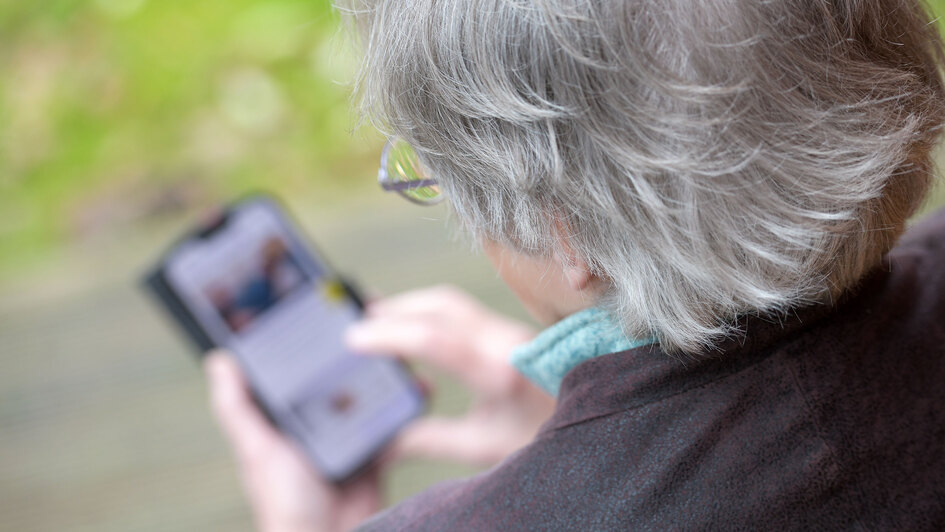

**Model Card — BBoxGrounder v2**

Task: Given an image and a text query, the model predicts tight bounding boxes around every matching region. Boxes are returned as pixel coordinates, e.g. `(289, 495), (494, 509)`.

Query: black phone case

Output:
(140, 195), (366, 355)
(140, 204), (233, 355)
(144, 266), (217, 353)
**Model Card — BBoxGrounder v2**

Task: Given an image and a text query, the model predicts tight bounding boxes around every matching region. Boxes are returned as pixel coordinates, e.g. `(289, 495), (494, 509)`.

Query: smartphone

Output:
(143, 195), (425, 482)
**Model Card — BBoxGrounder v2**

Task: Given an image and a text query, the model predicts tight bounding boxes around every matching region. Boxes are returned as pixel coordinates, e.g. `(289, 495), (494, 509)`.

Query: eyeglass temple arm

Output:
(379, 178), (439, 191)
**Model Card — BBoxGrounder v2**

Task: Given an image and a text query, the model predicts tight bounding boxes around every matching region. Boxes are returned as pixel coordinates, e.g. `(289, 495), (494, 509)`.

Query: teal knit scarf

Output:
(509, 307), (655, 397)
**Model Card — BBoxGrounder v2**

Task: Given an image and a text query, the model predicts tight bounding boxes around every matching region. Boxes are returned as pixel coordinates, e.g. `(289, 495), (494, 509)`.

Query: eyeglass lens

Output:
(385, 141), (441, 203)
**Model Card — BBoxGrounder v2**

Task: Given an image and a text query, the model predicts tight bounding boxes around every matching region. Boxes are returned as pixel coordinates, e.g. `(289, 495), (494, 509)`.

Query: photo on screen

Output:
(203, 236), (308, 333)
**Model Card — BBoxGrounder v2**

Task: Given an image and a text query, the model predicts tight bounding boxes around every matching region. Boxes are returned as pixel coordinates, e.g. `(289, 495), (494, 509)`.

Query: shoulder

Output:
(884, 206), (945, 284)
(894, 207), (945, 254)
(768, 206), (945, 528)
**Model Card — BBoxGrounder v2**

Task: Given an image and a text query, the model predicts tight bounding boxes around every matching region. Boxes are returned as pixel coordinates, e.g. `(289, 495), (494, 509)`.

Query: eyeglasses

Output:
(378, 137), (444, 205)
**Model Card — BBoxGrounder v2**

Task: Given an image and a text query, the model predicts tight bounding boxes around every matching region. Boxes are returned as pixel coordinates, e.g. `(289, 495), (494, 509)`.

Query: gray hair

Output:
(341, 0), (945, 354)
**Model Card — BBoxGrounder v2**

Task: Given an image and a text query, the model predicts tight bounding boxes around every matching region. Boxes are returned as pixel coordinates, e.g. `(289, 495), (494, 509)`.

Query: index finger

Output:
(365, 285), (478, 320)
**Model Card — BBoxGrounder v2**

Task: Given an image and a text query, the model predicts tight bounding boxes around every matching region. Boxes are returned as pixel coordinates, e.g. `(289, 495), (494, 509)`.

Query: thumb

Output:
(204, 352), (281, 463)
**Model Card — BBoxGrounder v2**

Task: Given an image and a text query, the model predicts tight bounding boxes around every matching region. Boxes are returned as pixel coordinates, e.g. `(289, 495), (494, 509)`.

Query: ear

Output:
(554, 217), (595, 292)
(563, 256), (595, 291)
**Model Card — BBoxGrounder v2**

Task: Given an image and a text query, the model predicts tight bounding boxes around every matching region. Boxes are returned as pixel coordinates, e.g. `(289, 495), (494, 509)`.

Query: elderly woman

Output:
(204, 0), (945, 530)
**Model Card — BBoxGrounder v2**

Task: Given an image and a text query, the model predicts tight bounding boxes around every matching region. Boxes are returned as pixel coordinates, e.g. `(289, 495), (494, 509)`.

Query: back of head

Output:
(342, 0), (945, 354)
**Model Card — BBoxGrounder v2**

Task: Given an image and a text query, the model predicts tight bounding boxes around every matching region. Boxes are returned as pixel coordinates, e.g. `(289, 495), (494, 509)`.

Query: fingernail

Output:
(205, 355), (226, 378)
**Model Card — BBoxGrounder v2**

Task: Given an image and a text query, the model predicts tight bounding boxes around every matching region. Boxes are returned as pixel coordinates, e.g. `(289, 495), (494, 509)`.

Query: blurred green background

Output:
(1, 1), (944, 531)
(0, 0), (380, 281)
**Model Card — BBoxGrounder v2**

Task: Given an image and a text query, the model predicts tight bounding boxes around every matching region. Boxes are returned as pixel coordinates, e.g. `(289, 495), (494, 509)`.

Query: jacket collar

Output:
(538, 267), (891, 435)
(510, 307), (655, 396)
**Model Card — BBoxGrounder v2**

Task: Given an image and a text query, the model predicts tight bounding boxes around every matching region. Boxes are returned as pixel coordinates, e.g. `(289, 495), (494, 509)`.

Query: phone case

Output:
(143, 266), (218, 353)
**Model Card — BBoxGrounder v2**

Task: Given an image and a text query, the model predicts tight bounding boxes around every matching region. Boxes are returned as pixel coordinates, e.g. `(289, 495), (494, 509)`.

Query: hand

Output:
(345, 285), (556, 466)
(205, 352), (380, 532)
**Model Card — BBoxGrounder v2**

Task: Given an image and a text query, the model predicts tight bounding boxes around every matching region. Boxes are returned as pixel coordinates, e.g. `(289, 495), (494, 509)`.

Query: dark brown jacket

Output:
(359, 208), (945, 531)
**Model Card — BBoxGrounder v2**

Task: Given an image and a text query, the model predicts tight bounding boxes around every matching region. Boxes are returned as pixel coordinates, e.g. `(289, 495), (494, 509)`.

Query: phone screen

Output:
(163, 198), (423, 480)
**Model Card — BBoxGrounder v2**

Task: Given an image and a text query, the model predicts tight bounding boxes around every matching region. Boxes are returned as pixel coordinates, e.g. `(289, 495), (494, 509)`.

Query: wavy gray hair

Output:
(341, 0), (945, 353)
